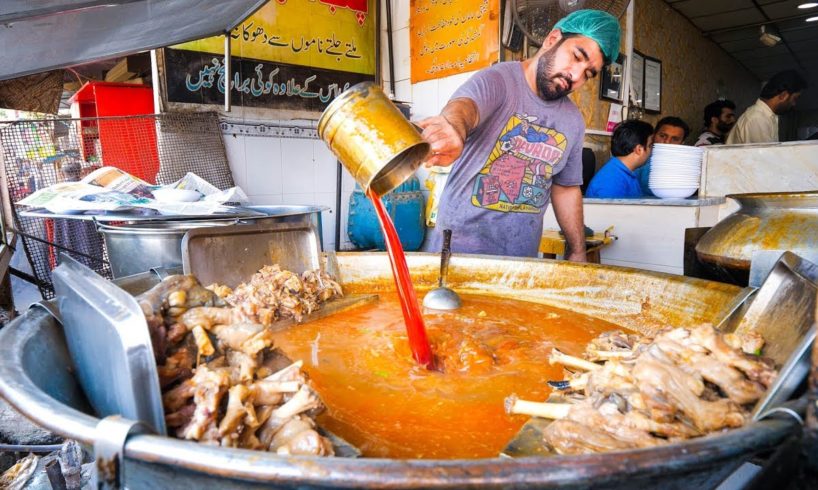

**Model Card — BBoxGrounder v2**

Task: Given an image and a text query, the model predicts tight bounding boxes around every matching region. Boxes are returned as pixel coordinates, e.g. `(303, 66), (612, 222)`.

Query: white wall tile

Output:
(393, 27), (411, 82)
(395, 79), (412, 104)
(280, 192), (317, 205)
(339, 190), (355, 250)
(222, 133), (246, 190)
(248, 194), (283, 205)
(314, 191), (338, 251)
(341, 166), (356, 193)
(314, 142), (339, 194)
(394, 0), (410, 31)
(411, 79), (440, 119)
(244, 136), (283, 196)
(281, 138), (316, 195)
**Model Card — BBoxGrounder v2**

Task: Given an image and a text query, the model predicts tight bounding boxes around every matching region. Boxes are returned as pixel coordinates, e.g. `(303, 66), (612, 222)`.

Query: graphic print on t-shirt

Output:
(471, 114), (567, 213)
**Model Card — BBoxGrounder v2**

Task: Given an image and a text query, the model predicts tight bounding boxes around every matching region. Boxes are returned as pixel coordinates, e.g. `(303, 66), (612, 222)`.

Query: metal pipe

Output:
(622, 0), (635, 120)
(0, 443), (63, 453)
(384, 0), (396, 97)
(335, 162), (342, 252)
(150, 49), (161, 114)
(703, 11), (818, 36)
(7, 227), (108, 265)
(224, 34), (232, 112)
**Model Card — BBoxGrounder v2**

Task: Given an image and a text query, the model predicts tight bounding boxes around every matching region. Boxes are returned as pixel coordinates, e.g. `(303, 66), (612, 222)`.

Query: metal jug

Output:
(318, 82), (430, 196)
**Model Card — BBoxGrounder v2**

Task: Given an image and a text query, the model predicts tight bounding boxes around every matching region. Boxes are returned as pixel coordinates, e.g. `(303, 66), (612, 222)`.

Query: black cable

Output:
(9, 266), (48, 288)
(7, 226), (108, 266)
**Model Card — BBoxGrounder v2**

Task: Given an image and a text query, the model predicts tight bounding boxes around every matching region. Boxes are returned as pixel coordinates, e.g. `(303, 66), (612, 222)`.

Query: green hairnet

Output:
(553, 9), (621, 63)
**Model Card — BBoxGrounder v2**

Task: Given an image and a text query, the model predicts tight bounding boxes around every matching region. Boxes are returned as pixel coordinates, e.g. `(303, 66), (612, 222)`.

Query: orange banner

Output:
(410, 0), (499, 83)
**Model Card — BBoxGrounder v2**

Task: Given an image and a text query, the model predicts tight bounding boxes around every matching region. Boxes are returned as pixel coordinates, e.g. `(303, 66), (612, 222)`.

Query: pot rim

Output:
(727, 191), (818, 208)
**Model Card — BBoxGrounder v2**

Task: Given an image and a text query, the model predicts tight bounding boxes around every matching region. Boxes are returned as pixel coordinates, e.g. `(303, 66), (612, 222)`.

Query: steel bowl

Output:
(97, 205), (326, 278)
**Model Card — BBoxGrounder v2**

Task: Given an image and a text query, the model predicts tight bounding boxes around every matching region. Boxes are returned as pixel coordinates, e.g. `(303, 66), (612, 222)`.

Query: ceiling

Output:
(664, 0), (818, 111)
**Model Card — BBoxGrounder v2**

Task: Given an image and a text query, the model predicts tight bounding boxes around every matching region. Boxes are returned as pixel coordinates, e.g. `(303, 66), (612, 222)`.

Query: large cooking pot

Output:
(97, 205), (325, 278)
(696, 191), (818, 271)
(0, 253), (801, 489)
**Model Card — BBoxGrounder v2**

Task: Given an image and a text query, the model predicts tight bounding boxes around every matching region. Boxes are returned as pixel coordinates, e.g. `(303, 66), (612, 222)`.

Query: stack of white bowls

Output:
(648, 143), (703, 198)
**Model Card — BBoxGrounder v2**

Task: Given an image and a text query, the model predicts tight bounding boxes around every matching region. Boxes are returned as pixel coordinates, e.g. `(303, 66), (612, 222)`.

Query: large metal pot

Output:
(97, 205), (325, 278)
(0, 253), (802, 489)
(696, 191), (818, 271)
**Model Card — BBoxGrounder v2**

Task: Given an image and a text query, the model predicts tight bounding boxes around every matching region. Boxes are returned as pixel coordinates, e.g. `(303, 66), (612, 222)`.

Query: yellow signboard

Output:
(174, 0), (376, 76)
(410, 0), (499, 83)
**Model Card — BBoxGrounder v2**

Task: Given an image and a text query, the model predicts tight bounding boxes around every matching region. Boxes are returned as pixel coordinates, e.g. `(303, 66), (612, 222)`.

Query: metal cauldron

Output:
(696, 191), (818, 271)
(0, 254), (803, 488)
(97, 205), (325, 278)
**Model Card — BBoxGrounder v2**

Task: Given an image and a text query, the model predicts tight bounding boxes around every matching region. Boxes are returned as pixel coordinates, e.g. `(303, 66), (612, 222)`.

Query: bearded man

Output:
(695, 100), (737, 147)
(418, 9), (620, 260)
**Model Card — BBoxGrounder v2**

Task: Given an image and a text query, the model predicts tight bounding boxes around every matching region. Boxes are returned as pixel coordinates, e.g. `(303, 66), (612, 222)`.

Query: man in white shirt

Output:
(727, 70), (807, 145)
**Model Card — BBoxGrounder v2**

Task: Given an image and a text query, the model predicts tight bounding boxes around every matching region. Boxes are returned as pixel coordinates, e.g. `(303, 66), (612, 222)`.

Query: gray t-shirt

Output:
(423, 62), (585, 258)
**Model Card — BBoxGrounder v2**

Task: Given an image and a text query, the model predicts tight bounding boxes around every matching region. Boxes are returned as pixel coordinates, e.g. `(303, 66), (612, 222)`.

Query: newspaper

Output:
(18, 167), (249, 216)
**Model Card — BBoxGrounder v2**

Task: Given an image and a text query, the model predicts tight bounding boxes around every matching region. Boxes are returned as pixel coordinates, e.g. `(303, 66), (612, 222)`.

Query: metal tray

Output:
(52, 256), (166, 435)
(19, 205), (327, 223)
(739, 252), (818, 419)
(182, 221), (322, 288)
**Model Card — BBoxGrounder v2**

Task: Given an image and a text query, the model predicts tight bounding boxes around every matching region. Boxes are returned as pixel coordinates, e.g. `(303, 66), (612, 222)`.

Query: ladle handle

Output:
(440, 229), (452, 288)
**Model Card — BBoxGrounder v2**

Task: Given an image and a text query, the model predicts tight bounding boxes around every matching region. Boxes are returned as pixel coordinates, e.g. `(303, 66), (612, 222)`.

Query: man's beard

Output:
(536, 44), (573, 101)
(716, 120), (734, 133)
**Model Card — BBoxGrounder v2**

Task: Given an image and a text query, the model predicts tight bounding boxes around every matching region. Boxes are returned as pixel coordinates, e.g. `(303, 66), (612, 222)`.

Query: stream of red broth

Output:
(366, 187), (435, 369)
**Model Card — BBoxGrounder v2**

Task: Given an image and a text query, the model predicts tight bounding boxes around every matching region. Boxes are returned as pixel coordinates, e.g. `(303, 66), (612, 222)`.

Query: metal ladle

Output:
(422, 229), (462, 310)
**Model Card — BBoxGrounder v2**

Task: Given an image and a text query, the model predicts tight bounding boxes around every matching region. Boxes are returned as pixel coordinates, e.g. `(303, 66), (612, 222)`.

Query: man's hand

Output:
(415, 98), (479, 168)
(415, 115), (465, 167)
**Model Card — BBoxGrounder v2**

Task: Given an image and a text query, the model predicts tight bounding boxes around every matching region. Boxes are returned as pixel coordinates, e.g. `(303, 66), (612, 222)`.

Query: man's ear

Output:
(542, 29), (564, 50)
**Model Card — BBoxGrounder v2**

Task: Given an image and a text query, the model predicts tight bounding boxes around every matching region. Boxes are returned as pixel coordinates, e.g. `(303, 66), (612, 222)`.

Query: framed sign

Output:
(630, 50), (644, 110)
(600, 54), (626, 103)
(643, 55), (662, 113)
(166, 0), (377, 112)
(410, 0), (500, 83)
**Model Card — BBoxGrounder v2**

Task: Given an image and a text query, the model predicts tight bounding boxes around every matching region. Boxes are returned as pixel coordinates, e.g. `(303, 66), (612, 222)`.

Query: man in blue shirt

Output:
(585, 120), (654, 198)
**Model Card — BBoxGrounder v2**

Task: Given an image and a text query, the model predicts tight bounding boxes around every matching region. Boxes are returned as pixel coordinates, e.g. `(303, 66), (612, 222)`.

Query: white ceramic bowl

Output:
(650, 187), (698, 198)
(151, 188), (202, 202)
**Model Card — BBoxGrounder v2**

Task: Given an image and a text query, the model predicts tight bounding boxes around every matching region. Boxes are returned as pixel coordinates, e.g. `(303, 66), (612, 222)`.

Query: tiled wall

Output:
(221, 120), (358, 251)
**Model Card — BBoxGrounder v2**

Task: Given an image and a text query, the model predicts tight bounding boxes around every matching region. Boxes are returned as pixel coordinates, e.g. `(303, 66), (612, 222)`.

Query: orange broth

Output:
(270, 292), (619, 459)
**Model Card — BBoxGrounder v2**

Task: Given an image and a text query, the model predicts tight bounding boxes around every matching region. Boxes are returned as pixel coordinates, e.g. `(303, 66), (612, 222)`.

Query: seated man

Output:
(585, 120), (654, 198)
(634, 116), (690, 195)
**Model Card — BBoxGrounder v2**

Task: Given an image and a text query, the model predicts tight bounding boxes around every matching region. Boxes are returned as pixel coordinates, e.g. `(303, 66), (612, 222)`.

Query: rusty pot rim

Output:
(727, 191), (818, 209)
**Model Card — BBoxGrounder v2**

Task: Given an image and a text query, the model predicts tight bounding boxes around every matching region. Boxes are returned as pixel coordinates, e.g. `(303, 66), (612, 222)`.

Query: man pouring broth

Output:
(418, 10), (621, 260)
